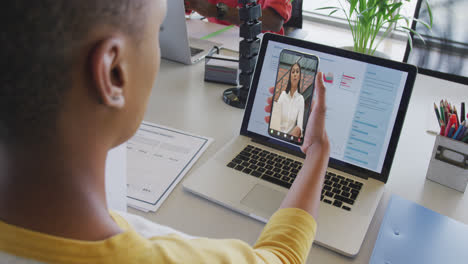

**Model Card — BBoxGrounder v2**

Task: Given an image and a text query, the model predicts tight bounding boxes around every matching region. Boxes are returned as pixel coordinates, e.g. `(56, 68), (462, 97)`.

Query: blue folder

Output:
(370, 195), (468, 264)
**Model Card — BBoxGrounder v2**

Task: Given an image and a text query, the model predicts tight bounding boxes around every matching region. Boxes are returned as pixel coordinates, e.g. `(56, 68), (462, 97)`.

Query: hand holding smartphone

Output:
(268, 49), (320, 145)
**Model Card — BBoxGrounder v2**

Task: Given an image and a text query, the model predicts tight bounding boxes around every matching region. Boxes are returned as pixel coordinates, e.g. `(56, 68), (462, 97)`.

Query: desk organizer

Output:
(426, 135), (468, 192)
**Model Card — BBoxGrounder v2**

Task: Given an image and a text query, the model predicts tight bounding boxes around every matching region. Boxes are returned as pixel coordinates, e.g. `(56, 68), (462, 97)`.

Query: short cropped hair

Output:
(0, 0), (146, 145)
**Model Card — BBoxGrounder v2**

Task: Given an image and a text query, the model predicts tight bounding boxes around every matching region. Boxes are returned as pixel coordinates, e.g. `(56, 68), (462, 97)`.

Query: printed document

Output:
(127, 122), (212, 212)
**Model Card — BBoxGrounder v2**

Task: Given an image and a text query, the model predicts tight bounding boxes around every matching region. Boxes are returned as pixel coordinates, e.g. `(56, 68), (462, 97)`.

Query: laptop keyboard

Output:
(227, 145), (300, 189)
(227, 145), (363, 212)
(322, 172), (362, 211)
(190, 47), (203, 56)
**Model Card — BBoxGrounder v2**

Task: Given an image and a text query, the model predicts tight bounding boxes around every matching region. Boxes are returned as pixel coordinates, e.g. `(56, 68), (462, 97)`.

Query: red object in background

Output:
(187, 0), (292, 35)
(452, 114), (459, 130)
(440, 124), (445, 136)
(445, 114), (458, 136)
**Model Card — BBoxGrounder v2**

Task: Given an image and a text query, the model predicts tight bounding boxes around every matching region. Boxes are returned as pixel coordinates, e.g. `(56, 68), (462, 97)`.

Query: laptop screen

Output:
(244, 36), (414, 177)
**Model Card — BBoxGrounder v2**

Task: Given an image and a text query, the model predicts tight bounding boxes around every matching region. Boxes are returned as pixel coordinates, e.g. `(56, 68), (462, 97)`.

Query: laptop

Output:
(160, 0), (222, 65)
(183, 33), (417, 257)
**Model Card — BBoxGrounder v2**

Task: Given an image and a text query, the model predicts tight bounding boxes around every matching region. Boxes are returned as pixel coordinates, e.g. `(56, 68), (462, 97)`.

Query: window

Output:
(303, 0), (419, 30)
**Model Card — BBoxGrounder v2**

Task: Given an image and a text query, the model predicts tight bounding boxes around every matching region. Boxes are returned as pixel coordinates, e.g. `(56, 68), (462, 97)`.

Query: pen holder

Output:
(426, 135), (468, 192)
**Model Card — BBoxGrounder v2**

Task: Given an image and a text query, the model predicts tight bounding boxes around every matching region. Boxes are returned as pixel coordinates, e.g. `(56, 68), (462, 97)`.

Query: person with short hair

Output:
(0, 1), (329, 263)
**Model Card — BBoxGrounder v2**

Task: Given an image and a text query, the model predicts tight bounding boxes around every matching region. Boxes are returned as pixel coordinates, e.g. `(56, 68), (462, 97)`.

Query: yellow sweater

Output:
(0, 208), (316, 264)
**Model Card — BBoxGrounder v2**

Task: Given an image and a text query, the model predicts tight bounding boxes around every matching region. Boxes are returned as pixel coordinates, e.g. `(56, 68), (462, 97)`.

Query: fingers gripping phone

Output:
(268, 49), (319, 145)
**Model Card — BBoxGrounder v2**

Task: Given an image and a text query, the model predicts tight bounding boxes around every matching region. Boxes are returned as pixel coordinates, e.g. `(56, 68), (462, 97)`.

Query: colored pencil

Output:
(440, 100), (445, 123)
(445, 114), (455, 136)
(444, 102), (449, 124)
(452, 112), (459, 130)
(461, 102), (465, 123)
(456, 122), (466, 140)
(463, 124), (468, 136)
(447, 124), (456, 138)
(440, 123), (446, 136)
(454, 106), (459, 127)
(452, 123), (464, 139)
(463, 123), (468, 138)
(434, 103), (441, 127)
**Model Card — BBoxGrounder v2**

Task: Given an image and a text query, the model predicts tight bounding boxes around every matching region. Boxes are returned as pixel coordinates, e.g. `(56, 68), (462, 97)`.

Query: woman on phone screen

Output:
(275, 63), (304, 138)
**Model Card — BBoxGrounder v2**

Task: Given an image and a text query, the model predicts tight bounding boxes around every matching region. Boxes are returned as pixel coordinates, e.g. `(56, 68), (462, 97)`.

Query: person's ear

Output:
(90, 37), (127, 109)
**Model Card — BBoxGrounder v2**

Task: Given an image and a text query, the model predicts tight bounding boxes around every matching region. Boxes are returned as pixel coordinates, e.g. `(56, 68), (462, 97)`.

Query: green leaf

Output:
(406, 31), (413, 53)
(315, 6), (339, 11)
(388, 2), (403, 15)
(425, 0), (434, 27)
(413, 18), (432, 30)
(329, 9), (339, 16)
(402, 16), (410, 27)
(349, 0), (358, 17)
(401, 26), (426, 44)
(358, 0), (366, 13)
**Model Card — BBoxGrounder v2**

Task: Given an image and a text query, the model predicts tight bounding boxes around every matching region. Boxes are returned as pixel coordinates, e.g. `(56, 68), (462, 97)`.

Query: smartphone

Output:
(268, 49), (319, 145)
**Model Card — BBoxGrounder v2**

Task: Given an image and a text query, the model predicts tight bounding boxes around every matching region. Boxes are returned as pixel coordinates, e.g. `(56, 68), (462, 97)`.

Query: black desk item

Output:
(223, 0), (262, 109)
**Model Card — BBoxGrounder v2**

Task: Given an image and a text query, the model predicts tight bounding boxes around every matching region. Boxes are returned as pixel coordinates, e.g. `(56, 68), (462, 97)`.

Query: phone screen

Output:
(268, 49), (319, 145)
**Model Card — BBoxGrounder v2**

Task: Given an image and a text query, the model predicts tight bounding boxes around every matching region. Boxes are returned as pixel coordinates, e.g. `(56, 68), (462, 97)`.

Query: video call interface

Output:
(268, 50), (318, 145)
(248, 41), (409, 174)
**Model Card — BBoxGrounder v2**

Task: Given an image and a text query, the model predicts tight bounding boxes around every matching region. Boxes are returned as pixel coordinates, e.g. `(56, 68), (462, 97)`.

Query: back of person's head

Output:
(0, 0), (163, 148)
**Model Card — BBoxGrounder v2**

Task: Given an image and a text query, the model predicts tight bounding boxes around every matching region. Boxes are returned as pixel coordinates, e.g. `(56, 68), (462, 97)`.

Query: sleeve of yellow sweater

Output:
(148, 208), (317, 264)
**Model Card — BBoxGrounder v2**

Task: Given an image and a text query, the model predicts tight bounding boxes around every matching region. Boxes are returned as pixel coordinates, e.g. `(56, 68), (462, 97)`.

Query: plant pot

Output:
(341, 46), (390, 59)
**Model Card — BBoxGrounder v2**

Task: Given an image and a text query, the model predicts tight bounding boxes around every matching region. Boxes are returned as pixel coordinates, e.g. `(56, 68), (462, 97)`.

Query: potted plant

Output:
(318, 0), (433, 56)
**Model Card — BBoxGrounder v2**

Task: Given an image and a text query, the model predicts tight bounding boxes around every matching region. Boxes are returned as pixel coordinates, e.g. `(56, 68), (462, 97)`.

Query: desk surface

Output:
(128, 56), (468, 263)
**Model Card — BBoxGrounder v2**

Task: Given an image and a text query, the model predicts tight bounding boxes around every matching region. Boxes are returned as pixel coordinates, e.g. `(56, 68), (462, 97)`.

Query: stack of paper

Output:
(126, 122), (212, 212)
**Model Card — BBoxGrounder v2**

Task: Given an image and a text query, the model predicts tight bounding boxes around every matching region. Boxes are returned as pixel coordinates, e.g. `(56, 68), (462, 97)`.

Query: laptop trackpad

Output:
(241, 184), (285, 217)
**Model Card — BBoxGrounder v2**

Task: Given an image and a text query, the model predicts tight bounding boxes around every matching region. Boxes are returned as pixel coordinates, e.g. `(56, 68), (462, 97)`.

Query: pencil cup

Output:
(426, 135), (468, 192)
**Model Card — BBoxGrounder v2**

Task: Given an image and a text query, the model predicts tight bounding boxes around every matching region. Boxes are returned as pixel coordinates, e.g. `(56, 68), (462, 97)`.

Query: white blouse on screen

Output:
(277, 90), (304, 134)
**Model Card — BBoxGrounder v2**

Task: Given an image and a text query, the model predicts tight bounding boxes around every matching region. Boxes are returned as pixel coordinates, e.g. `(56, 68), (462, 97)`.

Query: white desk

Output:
(128, 51), (468, 263)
